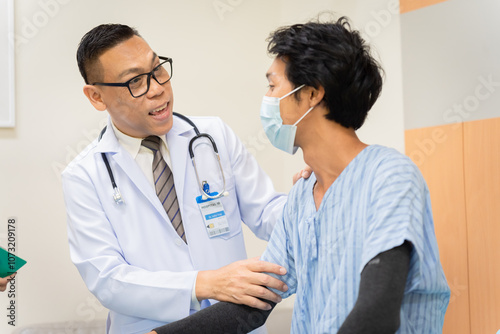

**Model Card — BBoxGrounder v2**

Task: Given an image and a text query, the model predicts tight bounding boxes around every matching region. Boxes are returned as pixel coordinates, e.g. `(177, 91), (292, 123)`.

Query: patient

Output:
(149, 16), (450, 333)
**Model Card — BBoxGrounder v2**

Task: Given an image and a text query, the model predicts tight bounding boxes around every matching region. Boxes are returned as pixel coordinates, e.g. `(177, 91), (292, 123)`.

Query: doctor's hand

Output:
(292, 165), (313, 185)
(195, 257), (288, 310)
(0, 273), (16, 292)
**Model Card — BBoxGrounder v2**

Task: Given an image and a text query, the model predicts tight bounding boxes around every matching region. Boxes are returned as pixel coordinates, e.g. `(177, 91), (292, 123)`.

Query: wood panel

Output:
(463, 118), (500, 334)
(405, 123), (470, 334)
(400, 0), (449, 14)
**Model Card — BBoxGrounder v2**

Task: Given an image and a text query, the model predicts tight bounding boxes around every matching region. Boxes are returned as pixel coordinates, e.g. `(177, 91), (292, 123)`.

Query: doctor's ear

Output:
(83, 85), (107, 111)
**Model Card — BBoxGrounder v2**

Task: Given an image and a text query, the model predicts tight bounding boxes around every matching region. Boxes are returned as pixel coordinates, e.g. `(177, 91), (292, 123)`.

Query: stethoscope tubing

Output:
(98, 113), (228, 204)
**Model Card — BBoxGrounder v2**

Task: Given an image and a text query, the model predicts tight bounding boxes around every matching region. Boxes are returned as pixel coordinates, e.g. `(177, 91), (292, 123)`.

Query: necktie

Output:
(141, 136), (186, 243)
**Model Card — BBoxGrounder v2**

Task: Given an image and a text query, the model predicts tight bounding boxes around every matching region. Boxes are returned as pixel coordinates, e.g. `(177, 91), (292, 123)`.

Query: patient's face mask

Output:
(260, 84), (315, 154)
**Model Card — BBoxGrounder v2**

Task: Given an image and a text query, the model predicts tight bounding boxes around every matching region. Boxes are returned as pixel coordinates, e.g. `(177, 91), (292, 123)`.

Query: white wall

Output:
(0, 0), (404, 332)
(401, 0), (500, 130)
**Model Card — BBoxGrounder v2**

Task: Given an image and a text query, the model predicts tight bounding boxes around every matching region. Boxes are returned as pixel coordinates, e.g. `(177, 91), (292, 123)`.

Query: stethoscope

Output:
(99, 112), (229, 205)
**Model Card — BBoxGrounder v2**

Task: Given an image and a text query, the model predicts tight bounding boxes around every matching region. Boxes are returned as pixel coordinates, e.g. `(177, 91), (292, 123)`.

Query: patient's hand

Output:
(293, 165), (313, 185)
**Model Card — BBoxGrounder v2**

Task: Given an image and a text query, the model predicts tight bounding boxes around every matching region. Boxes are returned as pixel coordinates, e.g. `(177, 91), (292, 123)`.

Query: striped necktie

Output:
(141, 136), (186, 243)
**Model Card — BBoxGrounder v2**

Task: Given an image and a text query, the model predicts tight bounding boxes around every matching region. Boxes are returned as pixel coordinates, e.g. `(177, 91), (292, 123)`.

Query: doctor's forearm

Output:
(76, 259), (199, 322)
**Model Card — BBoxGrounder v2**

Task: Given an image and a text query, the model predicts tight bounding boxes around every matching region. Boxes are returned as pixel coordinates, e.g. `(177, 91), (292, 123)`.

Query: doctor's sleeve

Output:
(62, 165), (197, 323)
(219, 119), (287, 240)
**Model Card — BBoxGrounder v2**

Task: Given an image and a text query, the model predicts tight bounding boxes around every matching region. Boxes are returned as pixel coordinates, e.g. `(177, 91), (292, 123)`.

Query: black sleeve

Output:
(337, 241), (412, 334)
(152, 300), (276, 334)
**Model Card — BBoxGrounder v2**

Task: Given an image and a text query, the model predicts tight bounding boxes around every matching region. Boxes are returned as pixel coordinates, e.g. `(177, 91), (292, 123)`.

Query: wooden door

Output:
(405, 123), (471, 334)
(463, 118), (500, 333)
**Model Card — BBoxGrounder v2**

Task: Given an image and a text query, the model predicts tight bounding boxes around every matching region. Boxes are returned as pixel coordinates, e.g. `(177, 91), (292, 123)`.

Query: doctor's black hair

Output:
(266, 16), (383, 130)
(77, 24), (141, 84)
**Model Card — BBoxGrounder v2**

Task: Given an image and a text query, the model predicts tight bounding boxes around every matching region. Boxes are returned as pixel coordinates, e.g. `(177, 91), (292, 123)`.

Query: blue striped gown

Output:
(261, 145), (450, 333)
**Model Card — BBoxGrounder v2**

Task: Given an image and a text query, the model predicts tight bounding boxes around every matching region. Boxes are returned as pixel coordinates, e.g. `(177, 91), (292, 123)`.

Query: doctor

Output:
(62, 24), (288, 334)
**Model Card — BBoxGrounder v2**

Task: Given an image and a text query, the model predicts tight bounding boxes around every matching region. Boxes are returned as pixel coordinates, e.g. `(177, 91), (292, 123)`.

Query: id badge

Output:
(196, 192), (230, 238)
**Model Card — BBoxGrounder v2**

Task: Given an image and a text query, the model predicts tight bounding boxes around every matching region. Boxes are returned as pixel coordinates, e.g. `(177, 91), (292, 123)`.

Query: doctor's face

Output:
(91, 36), (174, 138)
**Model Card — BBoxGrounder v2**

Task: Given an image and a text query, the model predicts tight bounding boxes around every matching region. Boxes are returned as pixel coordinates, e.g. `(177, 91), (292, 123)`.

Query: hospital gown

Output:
(261, 145), (450, 333)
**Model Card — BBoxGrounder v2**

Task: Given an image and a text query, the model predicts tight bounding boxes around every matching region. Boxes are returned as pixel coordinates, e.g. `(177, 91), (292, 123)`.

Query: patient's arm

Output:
(338, 241), (411, 334)
(150, 299), (276, 334)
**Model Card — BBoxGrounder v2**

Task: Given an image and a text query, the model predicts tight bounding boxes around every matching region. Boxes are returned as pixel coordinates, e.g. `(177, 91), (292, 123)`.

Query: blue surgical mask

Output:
(260, 84), (315, 154)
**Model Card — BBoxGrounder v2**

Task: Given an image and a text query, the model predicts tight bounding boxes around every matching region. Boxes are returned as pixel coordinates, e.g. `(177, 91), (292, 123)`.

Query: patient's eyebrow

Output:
(266, 71), (277, 81)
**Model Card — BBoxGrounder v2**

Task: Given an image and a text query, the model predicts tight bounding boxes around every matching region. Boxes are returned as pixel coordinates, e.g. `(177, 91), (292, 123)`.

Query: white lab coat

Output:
(62, 115), (286, 334)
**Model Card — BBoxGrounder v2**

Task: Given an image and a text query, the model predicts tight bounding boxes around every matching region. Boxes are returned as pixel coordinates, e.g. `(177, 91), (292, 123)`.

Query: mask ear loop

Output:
(293, 105), (315, 126)
(279, 84), (305, 101)
(278, 84), (313, 126)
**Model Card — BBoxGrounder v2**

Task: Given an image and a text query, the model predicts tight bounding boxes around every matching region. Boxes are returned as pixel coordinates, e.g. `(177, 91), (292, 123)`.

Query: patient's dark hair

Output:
(267, 16), (383, 130)
(77, 24), (141, 84)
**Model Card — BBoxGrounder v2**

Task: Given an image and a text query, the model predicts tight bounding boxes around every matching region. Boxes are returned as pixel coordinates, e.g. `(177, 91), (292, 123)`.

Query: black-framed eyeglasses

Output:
(92, 56), (173, 98)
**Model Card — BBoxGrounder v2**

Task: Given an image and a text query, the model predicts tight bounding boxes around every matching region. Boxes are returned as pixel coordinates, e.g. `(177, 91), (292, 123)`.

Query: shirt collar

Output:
(110, 122), (168, 158)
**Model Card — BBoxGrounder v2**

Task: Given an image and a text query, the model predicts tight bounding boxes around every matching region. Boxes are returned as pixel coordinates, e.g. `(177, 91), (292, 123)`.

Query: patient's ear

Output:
(83, 85), (107, 111)
(301, 85), (325, 109)
(309, 85), (325, 108)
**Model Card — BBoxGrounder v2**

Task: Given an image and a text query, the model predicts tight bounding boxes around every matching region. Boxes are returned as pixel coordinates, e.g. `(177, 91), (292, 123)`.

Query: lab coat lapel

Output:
(112, 151), (169, 218)
(96, 118), (169, 219)
(166, 115), (194, 213)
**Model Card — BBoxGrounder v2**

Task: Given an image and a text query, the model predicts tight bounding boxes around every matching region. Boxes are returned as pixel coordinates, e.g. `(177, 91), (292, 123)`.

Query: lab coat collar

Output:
(95, 115), (195, 153)
(94, 117), (121, 154)
(93, 115), (197, 227)
(169, 113), (196, 136)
